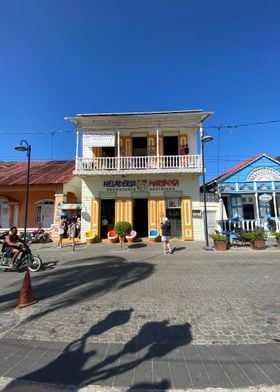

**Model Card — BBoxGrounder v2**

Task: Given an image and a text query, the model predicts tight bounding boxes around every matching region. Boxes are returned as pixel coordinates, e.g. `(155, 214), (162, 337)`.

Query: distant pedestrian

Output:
(160, 217), (172, 255)
(101, 216), (109, 238)
(68, 220), (76, 250)
(184, 143), (189, 154)
(57, 221), (65, 248)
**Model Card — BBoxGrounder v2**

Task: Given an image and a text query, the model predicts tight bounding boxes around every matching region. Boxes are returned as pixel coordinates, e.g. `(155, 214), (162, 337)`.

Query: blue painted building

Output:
(205, 154), (280, 231)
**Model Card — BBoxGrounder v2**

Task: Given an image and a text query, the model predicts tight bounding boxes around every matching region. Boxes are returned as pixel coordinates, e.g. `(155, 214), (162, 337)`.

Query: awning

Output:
(58, 203), (82, 210)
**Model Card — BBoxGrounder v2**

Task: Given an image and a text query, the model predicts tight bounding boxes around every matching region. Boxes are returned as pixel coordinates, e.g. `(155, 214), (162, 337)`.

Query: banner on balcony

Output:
(83, 132), (115, 147)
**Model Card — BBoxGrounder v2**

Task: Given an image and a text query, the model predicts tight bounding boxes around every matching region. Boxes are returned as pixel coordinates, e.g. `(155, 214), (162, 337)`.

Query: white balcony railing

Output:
(75, 155), (202, 174)
(219, 219), (280, 232)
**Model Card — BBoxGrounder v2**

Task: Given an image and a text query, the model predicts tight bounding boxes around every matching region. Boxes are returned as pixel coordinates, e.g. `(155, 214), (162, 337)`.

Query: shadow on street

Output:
(4, 309), (192, 390)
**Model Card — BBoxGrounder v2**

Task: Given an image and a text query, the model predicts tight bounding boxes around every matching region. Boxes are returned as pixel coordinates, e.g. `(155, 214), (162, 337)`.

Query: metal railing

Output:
(76, 154), (202, 173)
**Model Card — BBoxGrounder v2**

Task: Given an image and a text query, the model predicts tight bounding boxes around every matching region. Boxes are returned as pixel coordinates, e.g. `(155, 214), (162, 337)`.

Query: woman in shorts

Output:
(160, 217), (172, 255)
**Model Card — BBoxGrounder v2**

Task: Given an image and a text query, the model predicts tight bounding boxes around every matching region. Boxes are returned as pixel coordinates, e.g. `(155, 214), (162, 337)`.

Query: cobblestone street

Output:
(0, 240), (280, 390)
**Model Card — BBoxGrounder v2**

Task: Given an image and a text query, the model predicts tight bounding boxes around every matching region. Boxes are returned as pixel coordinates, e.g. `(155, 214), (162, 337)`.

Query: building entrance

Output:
(164, 136), (178, 155)
(166, 208), (181, 237)
(100, 199), (115, 238)
(133, 199), (148, 237)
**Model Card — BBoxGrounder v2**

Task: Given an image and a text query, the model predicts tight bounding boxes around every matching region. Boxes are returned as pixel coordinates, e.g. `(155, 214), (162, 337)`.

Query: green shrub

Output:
(114, 221), (132, 238)
(270, 231), (280, 239)
(242, 230), (266, 242)
(210, 233), (227, 241)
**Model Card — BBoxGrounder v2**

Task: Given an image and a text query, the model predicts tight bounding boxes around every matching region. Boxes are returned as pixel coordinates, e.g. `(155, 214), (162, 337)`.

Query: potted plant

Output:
(210, 233), (228, 251)
(242, 229), (266, 250)
(271, 231), (280, 247)
(114, 221), (132, 250)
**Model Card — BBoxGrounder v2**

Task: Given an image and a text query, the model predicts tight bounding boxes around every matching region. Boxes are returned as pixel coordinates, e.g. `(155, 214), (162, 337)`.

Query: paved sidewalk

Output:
(0, 240), (279, 391)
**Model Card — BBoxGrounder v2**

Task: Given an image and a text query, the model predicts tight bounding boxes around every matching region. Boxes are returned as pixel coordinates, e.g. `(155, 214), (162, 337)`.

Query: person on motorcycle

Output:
(4, 226), (25, 266)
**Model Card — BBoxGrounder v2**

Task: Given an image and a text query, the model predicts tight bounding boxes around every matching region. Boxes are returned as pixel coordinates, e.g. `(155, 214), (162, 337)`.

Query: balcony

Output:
(75, 154), (202, 175)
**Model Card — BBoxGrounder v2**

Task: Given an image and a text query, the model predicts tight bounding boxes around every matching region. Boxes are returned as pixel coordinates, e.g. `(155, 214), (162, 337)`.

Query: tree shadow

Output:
(127, 379), (170, 391)
(128, 243), (147, 249)
(0, 256), (154, 321)
(172, 246), (186, 253)
(4, 310), (192, 390)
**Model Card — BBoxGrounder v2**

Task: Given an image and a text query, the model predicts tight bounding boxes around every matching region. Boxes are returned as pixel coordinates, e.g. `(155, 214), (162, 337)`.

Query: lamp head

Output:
(201, 135), (213, 143)
(14, 139), (30, 152)
(15, 145), (27, 152)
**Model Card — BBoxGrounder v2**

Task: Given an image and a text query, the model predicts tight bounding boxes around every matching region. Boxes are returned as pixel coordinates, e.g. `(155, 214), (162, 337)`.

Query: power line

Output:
(0, 118), (280, 134)
(205, 119), (280, 129)
(0, 130), (72, 135)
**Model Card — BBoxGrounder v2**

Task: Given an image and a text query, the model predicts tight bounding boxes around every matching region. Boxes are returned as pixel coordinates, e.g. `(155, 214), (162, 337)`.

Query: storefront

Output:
(204, 154), (280, 232)
(80, 174), (200, 241)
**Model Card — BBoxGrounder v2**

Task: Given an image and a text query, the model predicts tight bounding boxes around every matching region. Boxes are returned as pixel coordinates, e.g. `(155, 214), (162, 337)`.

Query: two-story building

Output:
(66, 110), (212, 241)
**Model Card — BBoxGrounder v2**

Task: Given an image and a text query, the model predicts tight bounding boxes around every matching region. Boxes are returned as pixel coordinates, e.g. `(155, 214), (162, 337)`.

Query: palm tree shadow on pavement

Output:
(4, 311), (192, 390)
(0, 256), (154, 319)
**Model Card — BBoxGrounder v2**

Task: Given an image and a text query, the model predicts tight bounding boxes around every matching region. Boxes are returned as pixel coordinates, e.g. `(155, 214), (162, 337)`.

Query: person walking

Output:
(160, 217), (172, 255)
(57, 221), (65, 248)
(68, 219), (76, 250)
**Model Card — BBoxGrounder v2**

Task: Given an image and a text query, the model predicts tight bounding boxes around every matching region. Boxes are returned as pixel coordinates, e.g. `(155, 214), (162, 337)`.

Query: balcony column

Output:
(75, 128), (79, 171)
(254, 182), (260, 223)
(156, 126), (159, 168)
(273, 191), (278, 220)
(117, 127), (120, 171)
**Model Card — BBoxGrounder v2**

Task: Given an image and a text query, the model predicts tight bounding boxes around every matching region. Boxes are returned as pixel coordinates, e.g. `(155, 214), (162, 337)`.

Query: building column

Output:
(273, 192), (278, 220)
(117, 128), (120, 171)
(75, 128), (80, 171)
(54, 194), (65, 225)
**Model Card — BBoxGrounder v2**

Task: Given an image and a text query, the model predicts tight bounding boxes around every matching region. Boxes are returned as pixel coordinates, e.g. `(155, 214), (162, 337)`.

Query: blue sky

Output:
(0, 0), (279, 180)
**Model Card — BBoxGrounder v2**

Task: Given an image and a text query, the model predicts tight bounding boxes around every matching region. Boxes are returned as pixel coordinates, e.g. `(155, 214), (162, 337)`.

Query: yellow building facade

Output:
(66, 110), (212, 241)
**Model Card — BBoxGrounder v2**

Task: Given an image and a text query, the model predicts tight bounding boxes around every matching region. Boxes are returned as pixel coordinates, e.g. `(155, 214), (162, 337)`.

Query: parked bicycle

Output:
(0, 242), (42, 272)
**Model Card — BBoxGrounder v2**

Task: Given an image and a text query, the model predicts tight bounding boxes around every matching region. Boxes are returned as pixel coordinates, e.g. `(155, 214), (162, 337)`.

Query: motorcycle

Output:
(0, 231), (9, 241)
(20, 228), (50, 244)
(0, 242), (42, 272)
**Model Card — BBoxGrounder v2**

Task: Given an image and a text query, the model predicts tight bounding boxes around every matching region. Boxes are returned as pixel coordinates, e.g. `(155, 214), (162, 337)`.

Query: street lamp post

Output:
(15, 140), (31, 242)
(201, 134), (213, 250)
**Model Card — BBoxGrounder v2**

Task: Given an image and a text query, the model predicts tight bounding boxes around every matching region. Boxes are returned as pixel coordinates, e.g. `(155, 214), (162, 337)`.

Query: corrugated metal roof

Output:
(0, 160), (75, 186)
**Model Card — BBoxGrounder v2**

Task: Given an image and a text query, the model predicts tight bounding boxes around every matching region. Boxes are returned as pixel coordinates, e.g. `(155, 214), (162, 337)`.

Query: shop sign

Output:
(167, 199), (181, 208)
(192, 209), (202, 218)
(103, 179), (179, 191)
(259, 193), (272, 202)
(58, 203), (82, 210)
(83, 132), (115, 147)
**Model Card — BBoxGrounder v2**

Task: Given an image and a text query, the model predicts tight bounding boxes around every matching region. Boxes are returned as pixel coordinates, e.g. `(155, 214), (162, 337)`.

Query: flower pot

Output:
(277, 239), (280, 248)
(251, 239), (265, 250)
(119, 236), (126, 243)
(214, 240), (228, 251)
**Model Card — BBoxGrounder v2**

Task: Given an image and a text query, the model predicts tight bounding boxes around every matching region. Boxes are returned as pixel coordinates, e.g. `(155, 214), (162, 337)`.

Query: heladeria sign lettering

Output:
(104, 179), (179, 191)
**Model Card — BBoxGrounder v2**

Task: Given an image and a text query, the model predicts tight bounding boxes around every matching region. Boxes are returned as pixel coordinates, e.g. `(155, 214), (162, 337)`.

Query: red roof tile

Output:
(0, 160), (75, 186)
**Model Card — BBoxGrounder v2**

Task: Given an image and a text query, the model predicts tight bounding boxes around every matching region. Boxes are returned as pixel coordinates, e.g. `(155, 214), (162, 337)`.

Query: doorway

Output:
(133, 199), (148, 237)
(164, 136), (178, 155)
(166, 208), (181, 237)
(100, 199), (115, 238)
(132, 137), (147, 156)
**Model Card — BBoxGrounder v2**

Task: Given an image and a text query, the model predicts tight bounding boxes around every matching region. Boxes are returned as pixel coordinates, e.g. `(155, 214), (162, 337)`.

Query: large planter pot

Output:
(277, 239), (280, 248)
(149, 236), (160, 243)
(214, 240), (228, 251)
(251, 239), (265, 250)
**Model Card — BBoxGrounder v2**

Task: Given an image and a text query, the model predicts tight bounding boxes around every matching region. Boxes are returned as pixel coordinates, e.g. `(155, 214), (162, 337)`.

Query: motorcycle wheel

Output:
(28, 255), (42, 272)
